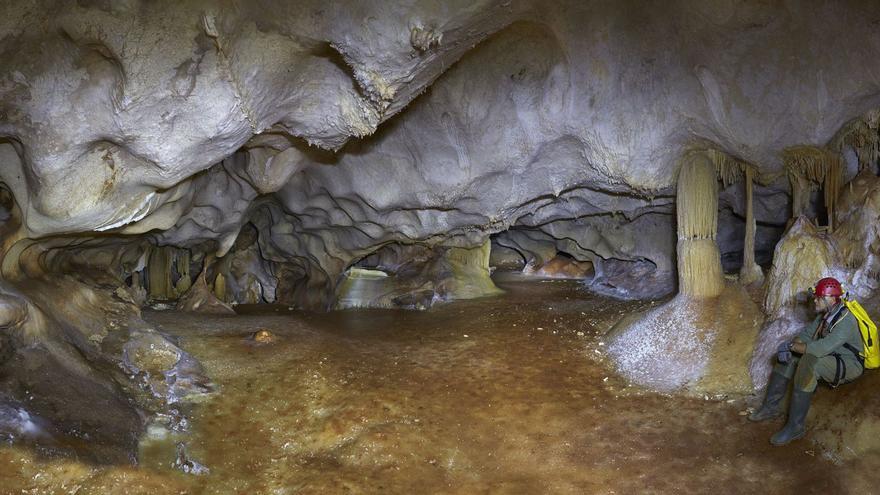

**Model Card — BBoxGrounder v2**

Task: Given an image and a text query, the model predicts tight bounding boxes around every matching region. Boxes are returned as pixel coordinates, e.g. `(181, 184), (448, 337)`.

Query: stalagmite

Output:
(129, 270), (147, 306)
(676, 152), (724, 298)
(213, 272), (228, 302)
(177, 269), (235, 315)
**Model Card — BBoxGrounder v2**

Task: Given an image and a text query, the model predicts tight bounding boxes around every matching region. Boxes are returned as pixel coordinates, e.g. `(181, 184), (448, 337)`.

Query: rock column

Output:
(740, 167), (763, 284)
(676, 152), (724, 297)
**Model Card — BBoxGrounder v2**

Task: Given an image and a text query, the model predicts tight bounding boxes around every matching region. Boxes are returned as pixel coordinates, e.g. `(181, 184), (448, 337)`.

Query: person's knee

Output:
(773, 356), (799, 379)
(794, 354), (820, 391)
(797, 353), (820, 370)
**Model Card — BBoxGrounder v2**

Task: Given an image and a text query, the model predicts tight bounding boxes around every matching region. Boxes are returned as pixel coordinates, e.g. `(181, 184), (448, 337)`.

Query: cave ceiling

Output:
(2, 0), (880, 282)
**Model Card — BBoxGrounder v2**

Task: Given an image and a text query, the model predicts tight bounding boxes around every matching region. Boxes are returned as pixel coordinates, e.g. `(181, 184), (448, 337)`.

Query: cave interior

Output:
(1, 0), (880, 492)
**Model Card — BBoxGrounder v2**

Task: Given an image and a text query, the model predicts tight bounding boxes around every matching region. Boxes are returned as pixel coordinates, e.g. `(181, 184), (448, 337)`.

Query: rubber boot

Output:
(770, 389), (813, 446)
(748, 372), (789, 422)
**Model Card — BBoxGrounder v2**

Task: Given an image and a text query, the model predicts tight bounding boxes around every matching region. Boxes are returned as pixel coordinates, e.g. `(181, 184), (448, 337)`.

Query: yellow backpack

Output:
(843, 298), (880, 369)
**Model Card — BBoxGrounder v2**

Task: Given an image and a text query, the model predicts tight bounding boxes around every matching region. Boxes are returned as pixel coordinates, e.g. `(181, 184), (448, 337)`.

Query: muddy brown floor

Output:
(0, 274), (862, 494)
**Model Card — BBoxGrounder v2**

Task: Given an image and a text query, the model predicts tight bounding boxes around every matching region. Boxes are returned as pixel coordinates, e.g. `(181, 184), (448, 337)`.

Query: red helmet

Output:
(813, 277), (843, 297)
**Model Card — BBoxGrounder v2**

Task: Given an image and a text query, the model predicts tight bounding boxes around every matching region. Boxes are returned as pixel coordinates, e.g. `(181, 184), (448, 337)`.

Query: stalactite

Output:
(783, 146), (843, 231)
(826, 156), (842, 232)
(708, 149), (745, 189)
(706, 148), (762, 284)
(676, 152), (724, 297)
(830, 117), (880, 172)
(174, 249), (192, 296)
(147, 246), (175, 301)
(789, 172), (813, 219)
(677, 153), (719, 240)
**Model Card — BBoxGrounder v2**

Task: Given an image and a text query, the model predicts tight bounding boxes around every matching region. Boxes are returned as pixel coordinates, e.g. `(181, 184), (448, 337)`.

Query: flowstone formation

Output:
(606, 149), (763, 395)
(1, 0), (880, 466)
(607, 285), (762, 394)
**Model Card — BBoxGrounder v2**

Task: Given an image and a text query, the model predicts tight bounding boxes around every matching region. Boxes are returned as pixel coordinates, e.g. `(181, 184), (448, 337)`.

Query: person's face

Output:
(814, 295), (836, 313)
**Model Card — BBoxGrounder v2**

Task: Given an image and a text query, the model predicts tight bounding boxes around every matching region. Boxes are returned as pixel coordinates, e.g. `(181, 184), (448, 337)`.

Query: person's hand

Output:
(777, 342), (792, 363)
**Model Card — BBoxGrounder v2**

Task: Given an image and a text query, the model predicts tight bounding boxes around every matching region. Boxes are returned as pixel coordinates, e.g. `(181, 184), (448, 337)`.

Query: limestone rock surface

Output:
(0, 276), (211, 462)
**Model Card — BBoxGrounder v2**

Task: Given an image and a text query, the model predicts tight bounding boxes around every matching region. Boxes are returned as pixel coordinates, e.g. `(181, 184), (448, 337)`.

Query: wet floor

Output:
(0, 274), (865, 493)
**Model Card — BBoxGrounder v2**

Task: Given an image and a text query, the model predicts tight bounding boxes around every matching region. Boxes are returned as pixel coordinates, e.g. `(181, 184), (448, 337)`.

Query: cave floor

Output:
(0, 273), (864, 494)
